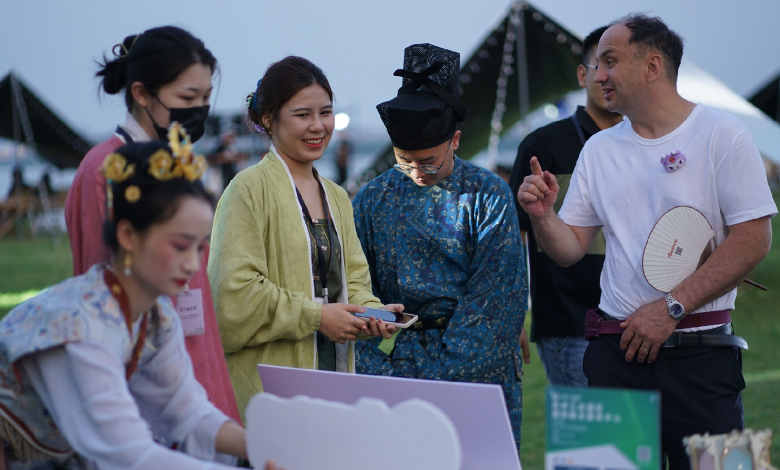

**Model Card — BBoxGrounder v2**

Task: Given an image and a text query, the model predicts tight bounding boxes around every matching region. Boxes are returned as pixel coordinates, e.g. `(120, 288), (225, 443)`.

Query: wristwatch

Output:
(664, 292), (686, 321)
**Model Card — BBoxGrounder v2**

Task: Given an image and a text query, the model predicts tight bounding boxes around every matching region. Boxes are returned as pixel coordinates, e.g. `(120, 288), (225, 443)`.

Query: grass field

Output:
(0, 236), (72, 315)
(0, 196), (778, 467)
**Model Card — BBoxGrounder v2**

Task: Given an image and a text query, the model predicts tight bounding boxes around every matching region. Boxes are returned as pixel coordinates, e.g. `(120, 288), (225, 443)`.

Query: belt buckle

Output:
(662, 331), (681, 348)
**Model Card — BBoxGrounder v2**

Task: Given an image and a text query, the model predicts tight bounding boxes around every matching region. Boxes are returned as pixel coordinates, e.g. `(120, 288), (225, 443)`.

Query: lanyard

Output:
(570, 112), (587, 146)
(104, 268), (150, 380)
(295, 179), (336, 304)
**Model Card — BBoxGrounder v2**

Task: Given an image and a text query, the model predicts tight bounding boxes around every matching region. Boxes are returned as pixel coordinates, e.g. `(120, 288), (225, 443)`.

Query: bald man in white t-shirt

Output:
(517, 14), (776, 469)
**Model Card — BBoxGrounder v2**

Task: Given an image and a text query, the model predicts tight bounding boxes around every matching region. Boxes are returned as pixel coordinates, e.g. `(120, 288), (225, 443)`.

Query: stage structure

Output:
(351, 1), (584, 190)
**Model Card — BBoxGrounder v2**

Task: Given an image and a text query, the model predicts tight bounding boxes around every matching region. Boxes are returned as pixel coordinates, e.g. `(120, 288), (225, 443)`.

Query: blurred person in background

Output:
(334, 139), (350, 185)
(206, 129), (248, 192)
(508, 26), (622, 388)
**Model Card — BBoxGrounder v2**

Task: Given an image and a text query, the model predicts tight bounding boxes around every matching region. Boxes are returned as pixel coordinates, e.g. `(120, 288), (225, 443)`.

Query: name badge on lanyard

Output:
(176, 288), (205, 336)
(296, 178), (335, 306)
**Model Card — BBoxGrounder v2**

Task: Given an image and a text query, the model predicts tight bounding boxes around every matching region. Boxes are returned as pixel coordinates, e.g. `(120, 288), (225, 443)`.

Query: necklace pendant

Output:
(321, 245), (328, 251)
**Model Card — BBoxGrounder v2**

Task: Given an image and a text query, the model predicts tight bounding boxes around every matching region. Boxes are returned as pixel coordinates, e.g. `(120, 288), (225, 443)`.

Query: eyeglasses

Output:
(583, 63), (598, 71)
(393, 140), (452, 175)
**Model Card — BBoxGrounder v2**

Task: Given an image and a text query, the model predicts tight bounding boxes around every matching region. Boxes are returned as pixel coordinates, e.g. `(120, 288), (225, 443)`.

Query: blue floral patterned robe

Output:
(353, 156), (528, 448)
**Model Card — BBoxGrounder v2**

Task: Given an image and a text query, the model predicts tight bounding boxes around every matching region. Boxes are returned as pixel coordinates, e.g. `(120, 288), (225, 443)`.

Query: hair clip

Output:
(111, 34), (140, 58)
(101, 153), (137, 220)
(251, 79), (262, 112)
(148, 149), (178, 181)
(101, 153), (136, 182)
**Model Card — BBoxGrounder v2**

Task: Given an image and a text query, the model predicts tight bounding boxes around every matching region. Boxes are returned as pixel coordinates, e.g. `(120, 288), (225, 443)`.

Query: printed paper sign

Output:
(176, 288), (205, 337)
(246, 395), (461, 470)
(545, 386), (660, 470)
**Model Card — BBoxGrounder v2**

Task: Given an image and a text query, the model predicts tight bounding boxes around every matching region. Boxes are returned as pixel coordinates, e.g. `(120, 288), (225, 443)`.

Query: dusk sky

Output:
(2, 0), (779, 139)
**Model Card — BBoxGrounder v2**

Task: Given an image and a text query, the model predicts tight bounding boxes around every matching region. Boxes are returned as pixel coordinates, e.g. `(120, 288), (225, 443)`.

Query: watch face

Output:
(671, 303), (684, 318)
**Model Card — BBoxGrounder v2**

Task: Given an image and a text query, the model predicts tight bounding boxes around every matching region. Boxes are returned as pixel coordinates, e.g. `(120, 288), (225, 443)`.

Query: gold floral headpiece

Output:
(100, 152), (136, 220)
(100, 122), (207, 220)
(147, 122), (207, 182)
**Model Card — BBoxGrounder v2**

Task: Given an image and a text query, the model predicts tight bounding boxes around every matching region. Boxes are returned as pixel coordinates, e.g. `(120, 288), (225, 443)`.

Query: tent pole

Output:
(487, 10), (521, 170)
(11, 77), (21, 168)
(515, 3), (530, 132)
(10, 74), (37, 152)
(10, 73), (39, 239)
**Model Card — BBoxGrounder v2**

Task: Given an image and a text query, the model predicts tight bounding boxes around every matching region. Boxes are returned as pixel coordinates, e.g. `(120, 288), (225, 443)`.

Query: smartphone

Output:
(354, 307), (418, 329)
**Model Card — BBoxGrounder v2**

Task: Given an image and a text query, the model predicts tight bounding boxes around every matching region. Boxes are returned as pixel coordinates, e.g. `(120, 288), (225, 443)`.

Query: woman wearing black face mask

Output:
(65, 26), (241, 426)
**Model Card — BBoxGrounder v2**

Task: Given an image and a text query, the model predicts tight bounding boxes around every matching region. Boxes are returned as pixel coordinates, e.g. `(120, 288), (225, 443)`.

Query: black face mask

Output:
(146, 96), (210, 142)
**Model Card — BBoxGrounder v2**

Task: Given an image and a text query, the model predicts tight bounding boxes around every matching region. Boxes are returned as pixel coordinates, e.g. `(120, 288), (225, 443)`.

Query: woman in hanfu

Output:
(0, 127), (279, 470)
(207, 56), (401, 418)
(64, 26), (239, 423)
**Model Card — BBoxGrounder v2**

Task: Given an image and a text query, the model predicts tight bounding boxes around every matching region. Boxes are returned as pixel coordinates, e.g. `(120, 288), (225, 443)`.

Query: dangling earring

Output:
(124, 253), (132, 276)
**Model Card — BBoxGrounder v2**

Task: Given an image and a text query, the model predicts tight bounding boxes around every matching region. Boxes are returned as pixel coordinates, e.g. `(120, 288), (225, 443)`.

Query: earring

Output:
(124, 253), (132, 276)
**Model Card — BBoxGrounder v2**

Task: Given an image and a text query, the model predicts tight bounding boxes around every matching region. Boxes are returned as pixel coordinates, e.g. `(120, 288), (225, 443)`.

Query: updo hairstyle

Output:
(97, 26), (217, 111)
(246, 56), (334, 135)
(102, 141), (214, 252)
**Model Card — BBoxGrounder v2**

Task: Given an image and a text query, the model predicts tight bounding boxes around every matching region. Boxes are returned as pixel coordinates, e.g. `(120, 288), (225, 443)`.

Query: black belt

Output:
(661, 323), (748, 350)
(411, 314), (452, 332)
(601, 312), (748, 350)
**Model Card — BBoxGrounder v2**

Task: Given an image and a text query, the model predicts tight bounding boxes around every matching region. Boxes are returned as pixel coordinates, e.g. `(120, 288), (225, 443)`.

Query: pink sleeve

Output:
(81, 164), (111, 272)
(184, 243), (241, 423)
(66, 138), (119, 275)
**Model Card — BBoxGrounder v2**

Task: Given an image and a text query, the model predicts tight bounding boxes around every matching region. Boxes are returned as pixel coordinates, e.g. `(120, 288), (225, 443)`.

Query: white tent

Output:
(677, 58), (780, 165)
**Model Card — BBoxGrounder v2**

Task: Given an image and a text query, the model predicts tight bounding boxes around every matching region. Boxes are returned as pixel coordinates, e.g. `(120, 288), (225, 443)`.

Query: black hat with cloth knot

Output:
(377, 43), (469, 151)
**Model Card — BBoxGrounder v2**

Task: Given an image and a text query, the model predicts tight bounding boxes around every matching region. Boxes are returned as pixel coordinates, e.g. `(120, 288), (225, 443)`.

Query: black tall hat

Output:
(377, 43), (469, 151)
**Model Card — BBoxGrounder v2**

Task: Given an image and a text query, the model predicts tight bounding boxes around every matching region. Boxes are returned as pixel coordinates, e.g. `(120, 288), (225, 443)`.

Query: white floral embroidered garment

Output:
(0, 264), (237, 469)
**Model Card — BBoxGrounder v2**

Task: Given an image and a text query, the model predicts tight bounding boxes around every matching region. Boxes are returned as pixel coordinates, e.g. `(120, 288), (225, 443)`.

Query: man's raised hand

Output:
(516, 156), (559, 218)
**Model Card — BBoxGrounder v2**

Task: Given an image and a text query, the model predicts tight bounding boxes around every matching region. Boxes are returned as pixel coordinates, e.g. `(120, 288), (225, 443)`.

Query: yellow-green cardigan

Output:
(208, 148), (382, 420)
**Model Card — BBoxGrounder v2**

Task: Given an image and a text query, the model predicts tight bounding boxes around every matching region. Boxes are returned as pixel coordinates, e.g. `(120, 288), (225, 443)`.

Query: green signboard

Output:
(545, 386), (661, 470)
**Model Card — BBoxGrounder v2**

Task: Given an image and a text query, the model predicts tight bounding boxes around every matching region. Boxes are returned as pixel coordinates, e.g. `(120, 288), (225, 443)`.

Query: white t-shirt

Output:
(559, 104), (777, 322)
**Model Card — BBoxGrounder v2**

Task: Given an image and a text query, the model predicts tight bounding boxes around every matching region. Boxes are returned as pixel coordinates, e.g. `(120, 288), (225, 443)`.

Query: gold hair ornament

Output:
(101, 153), (136, 182)
(100, 123), (206, 220)
(147, 122), (207, 182)
(124, 185), (141, 203)
(101, 153), (137, 220)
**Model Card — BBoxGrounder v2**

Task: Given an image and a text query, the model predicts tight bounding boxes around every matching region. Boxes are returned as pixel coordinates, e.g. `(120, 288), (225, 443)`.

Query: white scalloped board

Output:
(246, 394), (461, 470)
(642, 206), (715, 293)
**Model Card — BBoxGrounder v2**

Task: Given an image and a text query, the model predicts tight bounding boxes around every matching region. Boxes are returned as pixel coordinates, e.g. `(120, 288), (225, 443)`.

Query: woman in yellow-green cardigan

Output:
(208, 56), (401, 419)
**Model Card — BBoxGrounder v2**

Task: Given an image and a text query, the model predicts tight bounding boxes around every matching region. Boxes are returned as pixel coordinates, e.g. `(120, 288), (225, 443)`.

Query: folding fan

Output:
(642, 206), (766, 292)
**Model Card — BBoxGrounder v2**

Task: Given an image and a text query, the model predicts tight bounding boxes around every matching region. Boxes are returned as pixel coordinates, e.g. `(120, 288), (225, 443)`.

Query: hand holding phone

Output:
(320, 303), (371, 343)
(354, 307), (418, 329)
(353, 308), (397, 323)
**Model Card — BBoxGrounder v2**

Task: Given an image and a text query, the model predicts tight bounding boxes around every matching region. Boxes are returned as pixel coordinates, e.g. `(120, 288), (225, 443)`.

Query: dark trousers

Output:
(583, 334), (745, 470)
